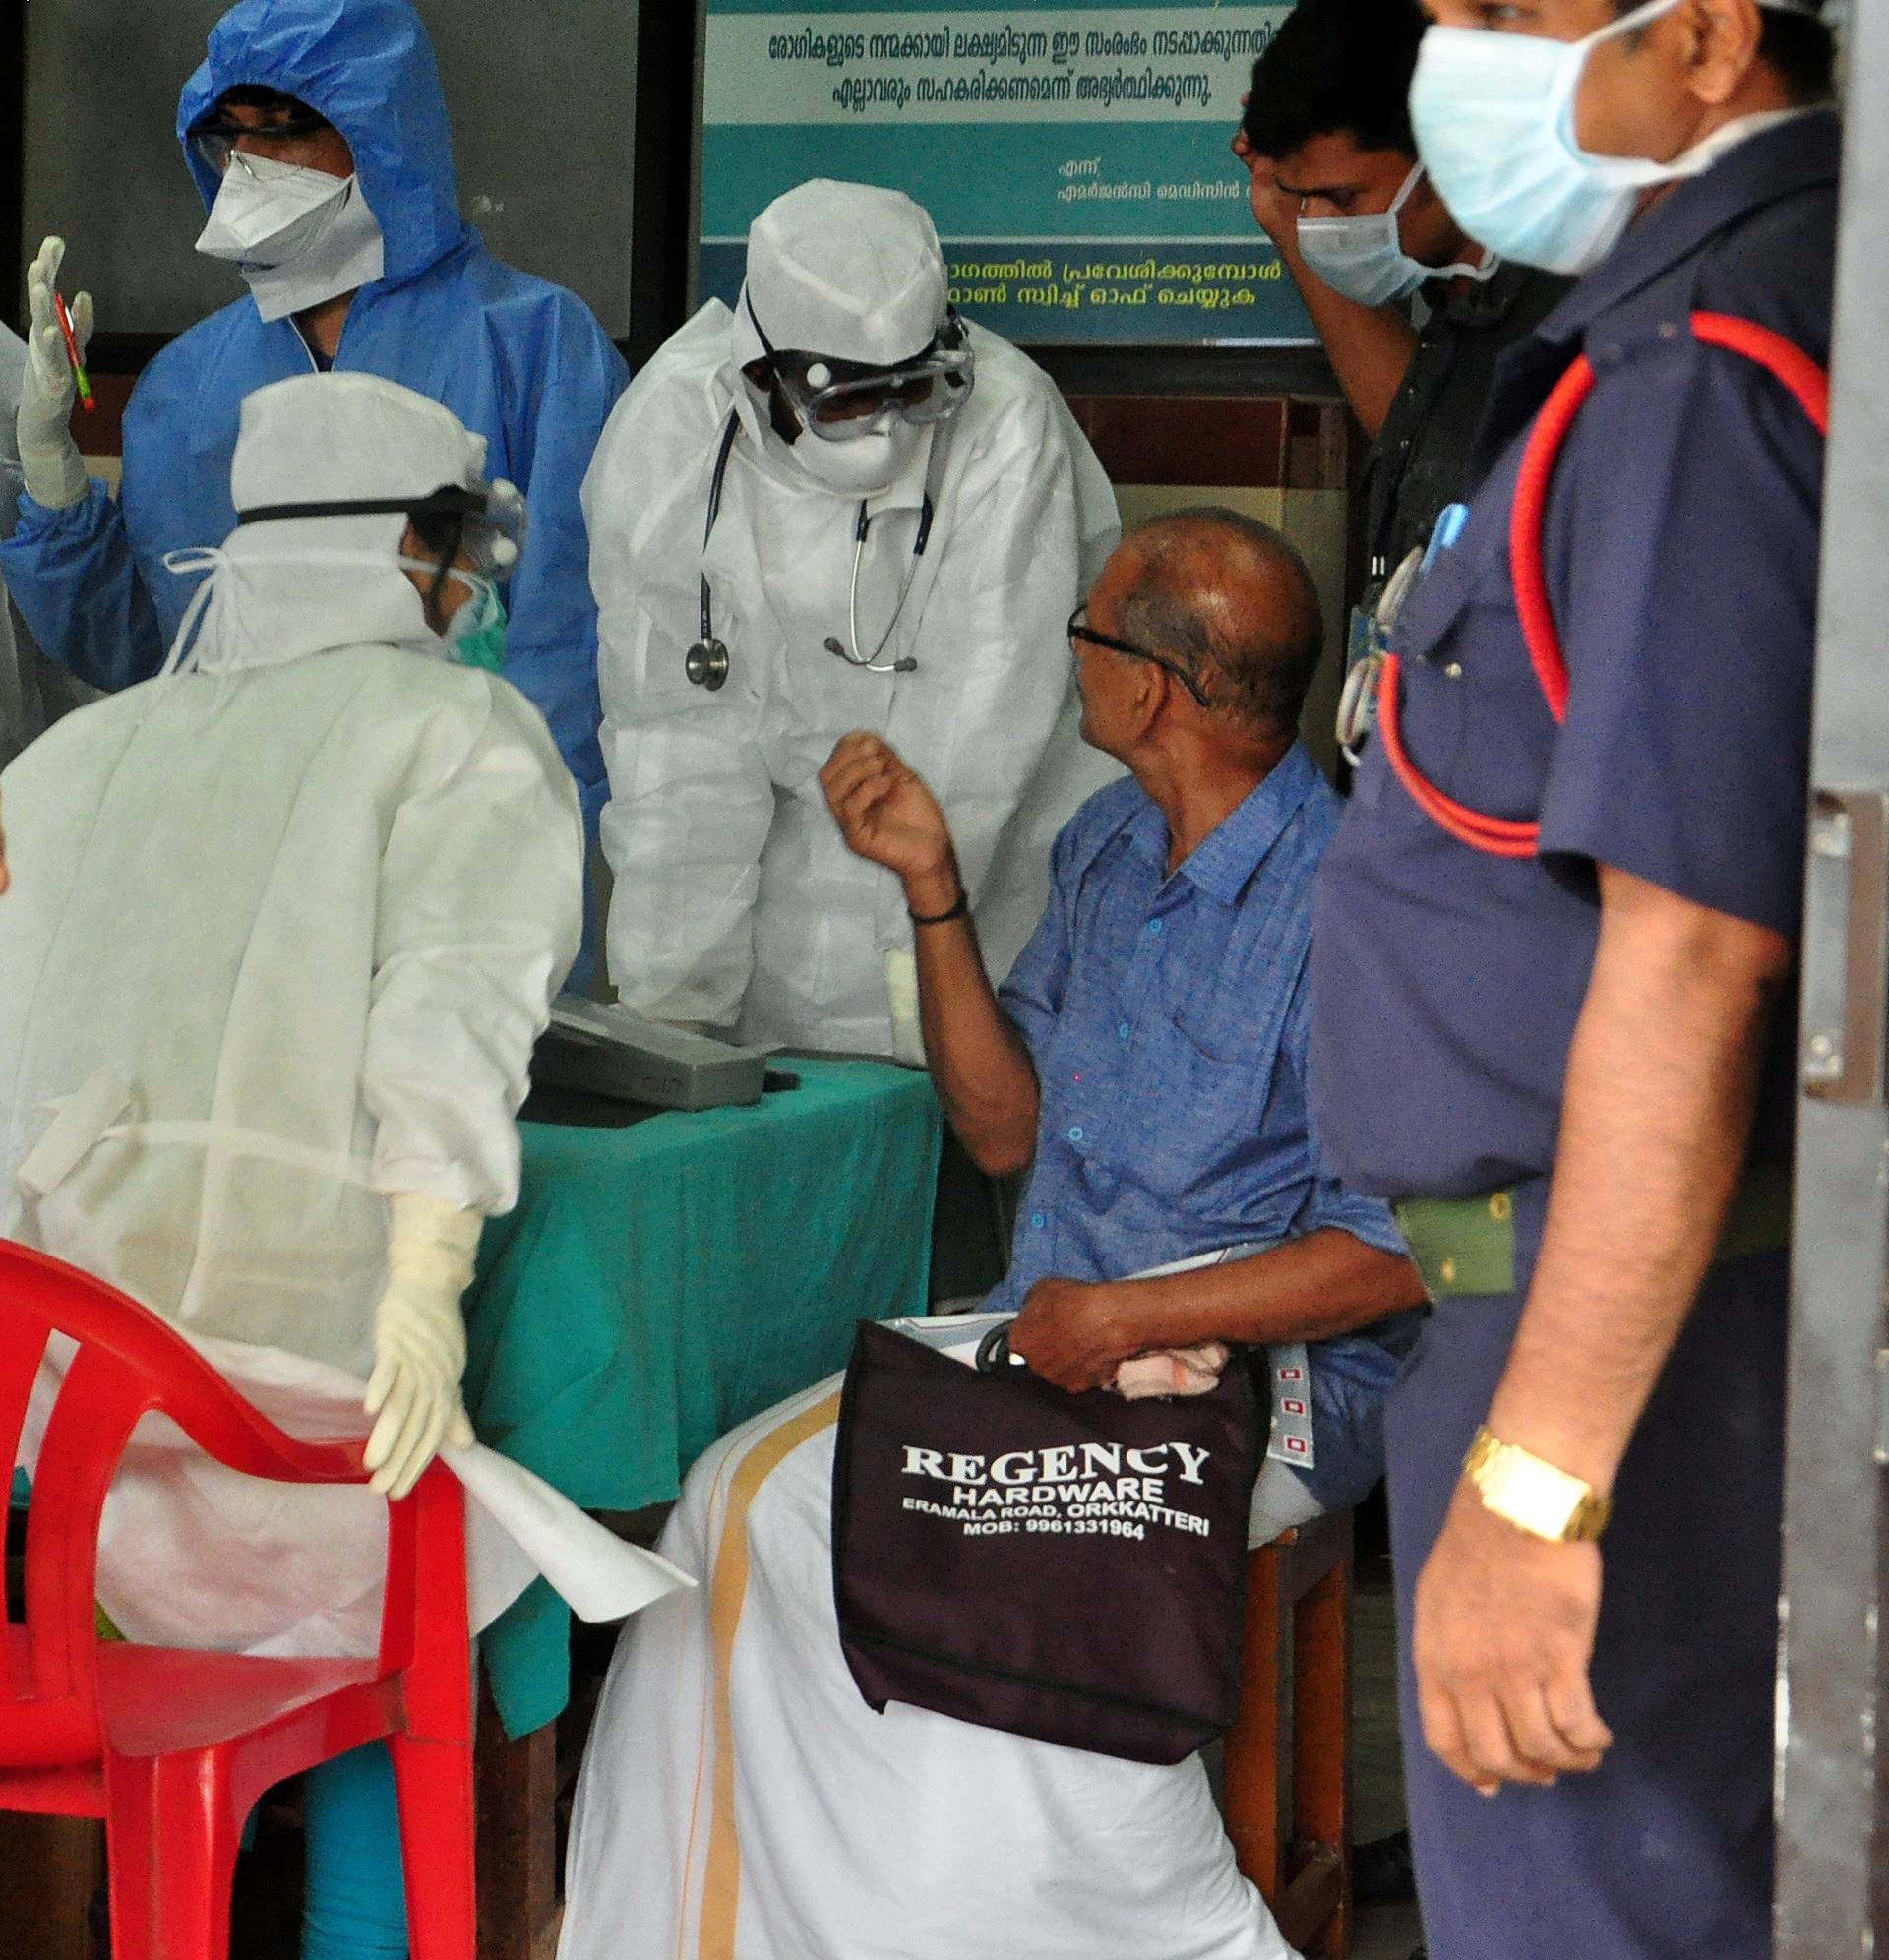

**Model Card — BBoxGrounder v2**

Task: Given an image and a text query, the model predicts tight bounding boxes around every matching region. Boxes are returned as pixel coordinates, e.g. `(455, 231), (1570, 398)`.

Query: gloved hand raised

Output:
(19, 237), (92, 512)
(363, 1192), (481, 1500)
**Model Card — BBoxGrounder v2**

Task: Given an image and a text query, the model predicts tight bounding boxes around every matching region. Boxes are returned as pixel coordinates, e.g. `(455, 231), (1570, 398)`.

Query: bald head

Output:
(1110, 509), (1322, 740)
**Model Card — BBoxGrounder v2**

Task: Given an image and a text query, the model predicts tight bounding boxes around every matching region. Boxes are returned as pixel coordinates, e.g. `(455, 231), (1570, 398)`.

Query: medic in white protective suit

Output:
(0, 373), (697, 1652)
(585, 179), (1121, 1058)
(0, 372), (688, 1960)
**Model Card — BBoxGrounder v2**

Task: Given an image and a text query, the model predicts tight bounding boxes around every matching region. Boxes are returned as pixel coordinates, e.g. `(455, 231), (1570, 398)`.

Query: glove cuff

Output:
(386, 1239), (476, 1297)
(20, 440), (88, 513)
(385, 1192), (484, 1296)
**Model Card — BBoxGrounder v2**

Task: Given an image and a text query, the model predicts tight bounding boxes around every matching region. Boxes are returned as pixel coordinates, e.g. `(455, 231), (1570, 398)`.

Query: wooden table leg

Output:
(475, 1677), (559, 1960)
(1223, 1537), (1291, 1897)
(1224, 1513), (1356, 1960)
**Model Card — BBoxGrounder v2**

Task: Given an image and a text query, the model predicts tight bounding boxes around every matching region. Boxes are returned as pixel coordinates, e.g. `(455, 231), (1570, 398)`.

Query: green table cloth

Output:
(464, 1057), (943, 1736)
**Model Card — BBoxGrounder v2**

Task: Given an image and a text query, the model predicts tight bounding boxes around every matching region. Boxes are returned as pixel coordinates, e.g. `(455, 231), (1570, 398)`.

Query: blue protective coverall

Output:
(0, 0), (627, 836)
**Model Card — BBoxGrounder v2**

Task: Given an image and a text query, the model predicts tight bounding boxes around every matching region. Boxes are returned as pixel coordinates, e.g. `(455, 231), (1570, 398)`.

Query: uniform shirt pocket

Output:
(1390, 533), (1480, 665)
(1388, 525), (1539, 814)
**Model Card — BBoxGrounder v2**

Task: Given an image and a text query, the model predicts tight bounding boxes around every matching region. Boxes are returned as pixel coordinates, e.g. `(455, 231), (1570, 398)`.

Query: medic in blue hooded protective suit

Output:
(0, 0), (628, 843)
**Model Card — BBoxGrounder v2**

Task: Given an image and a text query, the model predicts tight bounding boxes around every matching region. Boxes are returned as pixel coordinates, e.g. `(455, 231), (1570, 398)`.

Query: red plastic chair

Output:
(0, 1238), (474, 1960)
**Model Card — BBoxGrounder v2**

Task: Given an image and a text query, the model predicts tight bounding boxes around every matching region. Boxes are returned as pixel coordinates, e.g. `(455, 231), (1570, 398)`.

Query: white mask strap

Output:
(1386, 161), (1426, 217)
(1555, 0), (1691, 167)
(155, 542), (448, 678)
(1389, 162), (1500, 284)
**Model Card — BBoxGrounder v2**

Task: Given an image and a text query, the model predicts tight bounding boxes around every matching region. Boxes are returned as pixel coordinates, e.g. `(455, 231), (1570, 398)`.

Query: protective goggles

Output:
(192, 103), (335, 173)
(747, 296), (975, 443)
(235, 480), (528, 575)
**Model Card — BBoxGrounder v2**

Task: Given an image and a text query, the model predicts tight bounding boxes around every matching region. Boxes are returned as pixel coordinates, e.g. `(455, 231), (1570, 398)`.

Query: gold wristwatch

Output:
(1463, 1427), (1612, 1544)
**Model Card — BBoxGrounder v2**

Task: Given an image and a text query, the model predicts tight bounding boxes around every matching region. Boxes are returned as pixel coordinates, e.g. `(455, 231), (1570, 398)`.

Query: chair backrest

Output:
(0, 1240), (368, 1768)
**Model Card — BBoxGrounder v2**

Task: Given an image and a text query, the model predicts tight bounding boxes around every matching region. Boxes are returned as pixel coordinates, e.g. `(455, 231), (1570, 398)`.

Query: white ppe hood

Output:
(169, 370), (490, 677)
(730, 179), (949, 370)
(584, 301), (1123, 1057)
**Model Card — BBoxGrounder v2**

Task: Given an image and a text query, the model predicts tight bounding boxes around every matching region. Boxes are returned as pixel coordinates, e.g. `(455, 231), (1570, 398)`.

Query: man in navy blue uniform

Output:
(1310, 0), (1837, 1950)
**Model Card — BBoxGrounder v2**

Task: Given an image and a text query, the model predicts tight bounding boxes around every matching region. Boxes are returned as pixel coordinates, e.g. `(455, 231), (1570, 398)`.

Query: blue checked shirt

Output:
(985, 745), (1416, 1509)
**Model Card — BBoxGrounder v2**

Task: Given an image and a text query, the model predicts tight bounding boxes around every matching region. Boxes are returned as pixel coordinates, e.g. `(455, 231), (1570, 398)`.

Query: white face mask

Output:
(789, 416), (922, 497)
(1410, 0), (1740, 276)
(196, 152), (386, 322)
(1296, 162), (1496, 307)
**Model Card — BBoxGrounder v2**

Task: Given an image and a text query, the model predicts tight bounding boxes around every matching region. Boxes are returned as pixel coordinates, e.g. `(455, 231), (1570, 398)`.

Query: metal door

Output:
(1778, 8), (1889, 1946)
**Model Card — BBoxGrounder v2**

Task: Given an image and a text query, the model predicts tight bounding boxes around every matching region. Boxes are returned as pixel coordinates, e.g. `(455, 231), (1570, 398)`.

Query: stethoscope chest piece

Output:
(686, 409), (940, 691)
(686, 636), (731, 691)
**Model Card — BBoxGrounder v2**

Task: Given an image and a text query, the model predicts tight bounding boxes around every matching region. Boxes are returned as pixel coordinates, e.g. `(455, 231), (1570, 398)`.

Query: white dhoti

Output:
(561, 1317), (1303, 1960)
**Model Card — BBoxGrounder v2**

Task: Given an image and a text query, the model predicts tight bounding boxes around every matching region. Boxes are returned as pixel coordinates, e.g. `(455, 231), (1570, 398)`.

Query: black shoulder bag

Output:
(831, 1318), (1260, 1765)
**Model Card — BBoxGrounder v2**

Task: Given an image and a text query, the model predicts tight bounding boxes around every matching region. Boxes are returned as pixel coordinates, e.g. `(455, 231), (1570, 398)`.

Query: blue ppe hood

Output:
(177, 0), (466, 291)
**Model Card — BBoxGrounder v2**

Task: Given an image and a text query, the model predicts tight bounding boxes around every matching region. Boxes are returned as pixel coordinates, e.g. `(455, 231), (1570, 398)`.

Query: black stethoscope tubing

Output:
(686, 410), (934, 690)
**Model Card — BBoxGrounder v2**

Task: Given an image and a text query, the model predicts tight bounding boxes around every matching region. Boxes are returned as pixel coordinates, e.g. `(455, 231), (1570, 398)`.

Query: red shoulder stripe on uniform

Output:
(1691, 311), (1831, 436)
(1508, 354), (1595, 727)
(1382, 313), (1829, 861)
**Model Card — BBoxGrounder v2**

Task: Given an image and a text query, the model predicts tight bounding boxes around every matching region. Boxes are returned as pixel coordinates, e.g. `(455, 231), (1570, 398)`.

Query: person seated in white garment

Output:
(558, 510), (1427, 1960)
(0, 370), (587, 1960)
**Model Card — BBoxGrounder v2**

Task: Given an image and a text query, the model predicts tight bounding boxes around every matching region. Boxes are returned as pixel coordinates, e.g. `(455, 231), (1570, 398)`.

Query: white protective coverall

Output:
(0, 323), (92, 765)
(560, 1315), (1299, 1960)
(586, 180), (1121, 1057)
(0, 372), (685, 1654)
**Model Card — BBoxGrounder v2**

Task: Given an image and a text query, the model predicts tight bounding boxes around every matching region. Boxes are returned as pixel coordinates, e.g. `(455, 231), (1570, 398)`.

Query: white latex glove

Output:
(884, 948), (926, 1069)
(19, 237), (92, 512)
(363, 1192), (481, 1499)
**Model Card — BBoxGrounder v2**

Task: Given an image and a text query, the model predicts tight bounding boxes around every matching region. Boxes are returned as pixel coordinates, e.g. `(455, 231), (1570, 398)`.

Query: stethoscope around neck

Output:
(684, 411), (936, 691)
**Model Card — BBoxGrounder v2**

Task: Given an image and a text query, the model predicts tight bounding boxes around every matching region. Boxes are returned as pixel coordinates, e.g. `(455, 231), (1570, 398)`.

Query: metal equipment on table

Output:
(530, 996), (772, 1115)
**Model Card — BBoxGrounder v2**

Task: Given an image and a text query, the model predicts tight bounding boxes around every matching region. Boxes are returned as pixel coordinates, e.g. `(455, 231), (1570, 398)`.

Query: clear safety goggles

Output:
(192, 104), (335, 173)
(233, 479), (528, 576)
(749, 298), (975, 443)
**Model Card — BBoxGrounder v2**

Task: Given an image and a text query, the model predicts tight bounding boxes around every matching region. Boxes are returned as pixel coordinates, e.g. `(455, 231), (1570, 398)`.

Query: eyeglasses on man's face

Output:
(1066, 607), (1212, 710)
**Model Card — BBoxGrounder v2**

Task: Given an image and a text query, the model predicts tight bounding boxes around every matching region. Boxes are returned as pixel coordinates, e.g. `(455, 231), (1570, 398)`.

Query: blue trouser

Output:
(301, 1745), (409, 1960)
(1386, 1226), (1786, 1958)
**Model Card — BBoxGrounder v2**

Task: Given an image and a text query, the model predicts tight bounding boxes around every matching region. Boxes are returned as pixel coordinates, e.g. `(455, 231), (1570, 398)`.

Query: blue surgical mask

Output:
(445, 575), (508, 671)
(1296, 162), (1496, 308)
(1410, 0), (1714, 276)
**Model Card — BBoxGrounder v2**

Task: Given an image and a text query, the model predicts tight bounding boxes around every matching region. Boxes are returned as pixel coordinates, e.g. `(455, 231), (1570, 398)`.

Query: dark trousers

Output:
(1386, 1249), (1788, 1959)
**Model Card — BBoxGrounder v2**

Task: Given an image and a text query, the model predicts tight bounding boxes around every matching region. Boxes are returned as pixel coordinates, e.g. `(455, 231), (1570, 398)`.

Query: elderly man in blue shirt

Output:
(827, 505), (1425, 1513)
(557, 509), (1425, 1960)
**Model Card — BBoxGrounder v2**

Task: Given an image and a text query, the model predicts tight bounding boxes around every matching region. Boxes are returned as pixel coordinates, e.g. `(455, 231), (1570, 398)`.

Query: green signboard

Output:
(699, 3), (1313, 347)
